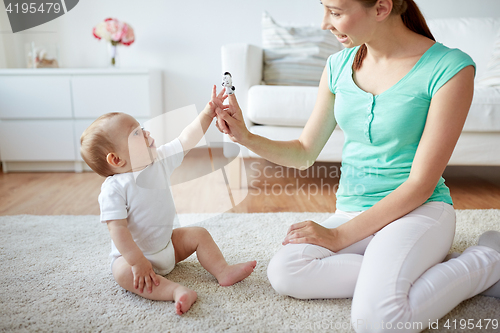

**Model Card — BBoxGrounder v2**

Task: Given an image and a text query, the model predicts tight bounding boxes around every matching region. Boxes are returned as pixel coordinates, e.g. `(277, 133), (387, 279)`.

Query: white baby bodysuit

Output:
(98, 139), (184, 260)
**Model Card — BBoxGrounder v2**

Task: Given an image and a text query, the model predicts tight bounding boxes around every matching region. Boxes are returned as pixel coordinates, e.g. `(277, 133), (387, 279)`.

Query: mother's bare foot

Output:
(173, 286), (198, 315)
(218, 260), (257, 286)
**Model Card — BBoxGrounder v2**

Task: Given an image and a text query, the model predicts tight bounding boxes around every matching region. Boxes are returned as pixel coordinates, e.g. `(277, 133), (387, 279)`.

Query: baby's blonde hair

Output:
(80, 112), (121, 177)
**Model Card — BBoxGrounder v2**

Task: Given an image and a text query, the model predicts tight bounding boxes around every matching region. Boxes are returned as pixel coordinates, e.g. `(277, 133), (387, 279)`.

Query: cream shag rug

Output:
(1, 211), (499, 333)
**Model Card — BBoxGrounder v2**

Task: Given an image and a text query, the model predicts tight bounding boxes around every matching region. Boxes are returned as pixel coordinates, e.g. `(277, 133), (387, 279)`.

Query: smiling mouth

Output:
(334, 34), (349, 43)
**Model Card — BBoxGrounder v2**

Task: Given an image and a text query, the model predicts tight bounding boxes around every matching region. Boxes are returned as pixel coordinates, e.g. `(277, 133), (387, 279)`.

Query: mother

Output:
(216, 0), (500, 331)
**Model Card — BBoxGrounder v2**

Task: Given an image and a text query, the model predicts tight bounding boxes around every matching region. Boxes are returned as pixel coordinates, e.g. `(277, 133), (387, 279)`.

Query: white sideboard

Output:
(0, 68), (161, 172)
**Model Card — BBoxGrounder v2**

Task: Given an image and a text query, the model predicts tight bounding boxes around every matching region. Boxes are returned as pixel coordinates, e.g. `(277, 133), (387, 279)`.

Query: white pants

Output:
(267, 201), (500, 333)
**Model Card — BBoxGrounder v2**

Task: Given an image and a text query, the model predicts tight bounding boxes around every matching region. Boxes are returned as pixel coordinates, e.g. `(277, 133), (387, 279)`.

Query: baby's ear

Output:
(106, 153), (126, 167)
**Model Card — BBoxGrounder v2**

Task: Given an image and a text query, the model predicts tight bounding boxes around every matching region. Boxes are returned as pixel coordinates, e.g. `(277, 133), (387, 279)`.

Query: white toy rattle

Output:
(222, 72), (235, 95)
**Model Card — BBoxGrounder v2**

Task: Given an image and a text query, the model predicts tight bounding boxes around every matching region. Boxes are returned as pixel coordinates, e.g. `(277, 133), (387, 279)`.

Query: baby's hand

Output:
(131, 257), (160, 293)
(206, 85), (229, 119)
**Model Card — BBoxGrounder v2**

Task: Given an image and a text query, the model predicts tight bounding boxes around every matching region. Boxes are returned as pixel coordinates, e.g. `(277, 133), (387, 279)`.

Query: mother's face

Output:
(320, 0), (377, 48)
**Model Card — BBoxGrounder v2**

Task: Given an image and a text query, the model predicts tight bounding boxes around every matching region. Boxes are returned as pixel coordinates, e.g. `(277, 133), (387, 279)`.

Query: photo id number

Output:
(6, 2), (61, 14)
(443, 319), (498, 330)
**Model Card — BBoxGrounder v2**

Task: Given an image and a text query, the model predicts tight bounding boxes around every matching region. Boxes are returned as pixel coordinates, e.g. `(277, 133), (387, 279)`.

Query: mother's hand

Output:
(215, 94), (251, 145)
(282, 220), (342, 252)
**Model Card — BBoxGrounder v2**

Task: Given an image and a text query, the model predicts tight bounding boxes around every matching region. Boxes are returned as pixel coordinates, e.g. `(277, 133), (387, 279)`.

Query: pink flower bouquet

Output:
(93, 18), (134, 66)
(93, 18), (135, 46)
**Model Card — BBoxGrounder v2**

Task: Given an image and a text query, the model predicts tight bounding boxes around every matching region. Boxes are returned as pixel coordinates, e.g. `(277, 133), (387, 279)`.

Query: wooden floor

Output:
(1, 148), (500, 215)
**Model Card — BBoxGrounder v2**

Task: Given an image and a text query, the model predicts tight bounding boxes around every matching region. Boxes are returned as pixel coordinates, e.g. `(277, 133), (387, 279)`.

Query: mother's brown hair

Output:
(353, 0), (435, 70)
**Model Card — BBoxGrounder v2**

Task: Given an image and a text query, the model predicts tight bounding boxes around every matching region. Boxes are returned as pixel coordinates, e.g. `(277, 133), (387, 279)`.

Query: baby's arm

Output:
(107, 219), (159, 293)
(177, 85), (227, 155)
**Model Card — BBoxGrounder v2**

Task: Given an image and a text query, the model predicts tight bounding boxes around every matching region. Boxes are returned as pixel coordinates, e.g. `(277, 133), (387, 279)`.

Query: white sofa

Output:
(221, 17), (500, 187)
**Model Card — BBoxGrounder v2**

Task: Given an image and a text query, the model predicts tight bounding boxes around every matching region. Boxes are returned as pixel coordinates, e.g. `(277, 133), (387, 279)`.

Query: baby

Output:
(80, 85), (256, 315)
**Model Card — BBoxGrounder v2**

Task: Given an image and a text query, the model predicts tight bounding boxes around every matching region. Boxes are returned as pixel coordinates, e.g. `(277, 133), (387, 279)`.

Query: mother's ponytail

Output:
(353, 0), (435, 71)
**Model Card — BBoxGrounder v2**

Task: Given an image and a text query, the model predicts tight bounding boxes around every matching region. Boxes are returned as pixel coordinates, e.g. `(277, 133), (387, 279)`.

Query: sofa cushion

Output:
(464, 85), (500, 132)
(427, 18), (500, 79)
(478, 28), (500, 87)
(247, 84), (500, 132)
(247, 85), (317, 126)
(262, 11), (342, 86)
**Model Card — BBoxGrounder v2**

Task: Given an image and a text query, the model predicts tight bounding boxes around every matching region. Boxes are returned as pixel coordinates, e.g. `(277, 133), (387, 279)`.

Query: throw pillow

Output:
(262, 11), (343, 86)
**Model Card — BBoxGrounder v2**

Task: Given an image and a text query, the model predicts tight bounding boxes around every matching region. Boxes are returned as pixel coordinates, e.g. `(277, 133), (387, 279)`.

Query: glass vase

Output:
(107, 43), (119, 67)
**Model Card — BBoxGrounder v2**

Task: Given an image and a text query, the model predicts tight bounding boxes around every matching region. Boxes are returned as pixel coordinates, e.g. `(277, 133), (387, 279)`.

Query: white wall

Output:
(0, 5), (10, 68)
(1, 0), (499, 144)
(0, 37), (6, 68)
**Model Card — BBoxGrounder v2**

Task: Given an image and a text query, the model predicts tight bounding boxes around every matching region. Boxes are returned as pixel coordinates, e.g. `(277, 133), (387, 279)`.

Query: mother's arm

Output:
(284, 65), (475, 252)
(216, 65), (337, 170)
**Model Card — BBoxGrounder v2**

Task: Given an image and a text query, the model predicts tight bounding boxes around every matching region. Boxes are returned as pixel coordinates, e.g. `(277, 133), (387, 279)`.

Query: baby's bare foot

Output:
(218, 260), (257, 286)
(173, 286), (197, 315)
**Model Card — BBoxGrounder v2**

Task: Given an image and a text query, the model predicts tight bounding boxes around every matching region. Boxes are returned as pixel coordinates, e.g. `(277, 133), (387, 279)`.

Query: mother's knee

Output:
(267, 250), (290, 295)
(267, 244), (311, 298)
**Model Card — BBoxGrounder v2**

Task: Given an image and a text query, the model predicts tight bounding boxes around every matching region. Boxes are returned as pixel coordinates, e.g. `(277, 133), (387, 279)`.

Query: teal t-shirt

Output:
(327, 42), (476, 212)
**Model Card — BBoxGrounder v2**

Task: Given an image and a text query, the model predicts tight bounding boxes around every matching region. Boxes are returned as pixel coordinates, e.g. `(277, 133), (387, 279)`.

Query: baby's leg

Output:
(112, 256), (197, 314)
(171, 227), (256, 286)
